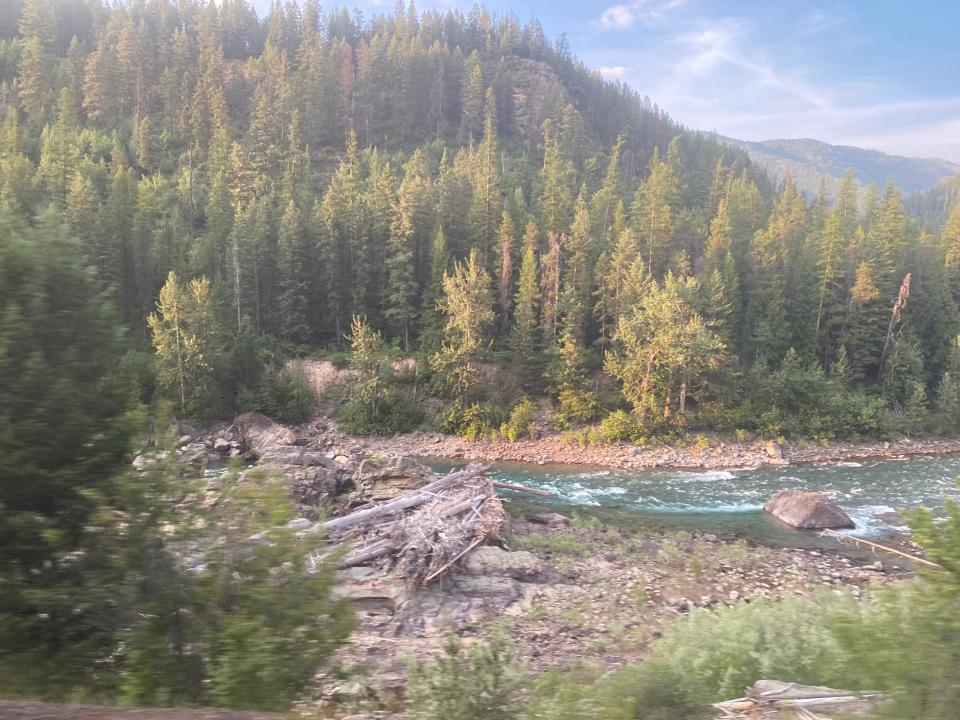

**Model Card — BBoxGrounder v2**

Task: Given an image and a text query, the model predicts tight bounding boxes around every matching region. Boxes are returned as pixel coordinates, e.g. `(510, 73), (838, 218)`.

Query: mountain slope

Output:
(723, 137), (960, 198)
(907, 175), (960, 227)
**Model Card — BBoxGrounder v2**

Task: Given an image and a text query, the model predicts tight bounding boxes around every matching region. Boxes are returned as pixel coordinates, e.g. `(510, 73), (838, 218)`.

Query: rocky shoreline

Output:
(149, 413), (932, 718)
(357, 429), (960, 471)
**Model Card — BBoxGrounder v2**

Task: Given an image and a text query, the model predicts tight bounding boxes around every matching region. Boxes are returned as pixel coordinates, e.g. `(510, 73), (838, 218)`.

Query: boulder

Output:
(235, 412), (296, 457)
(461, 546), (544, 580)
(530, 512), (571, 527)
(764, 490), (855, 529)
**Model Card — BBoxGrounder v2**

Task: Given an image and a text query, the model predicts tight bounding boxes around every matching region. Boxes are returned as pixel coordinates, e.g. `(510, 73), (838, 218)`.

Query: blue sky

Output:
(253, 1), (960, 162)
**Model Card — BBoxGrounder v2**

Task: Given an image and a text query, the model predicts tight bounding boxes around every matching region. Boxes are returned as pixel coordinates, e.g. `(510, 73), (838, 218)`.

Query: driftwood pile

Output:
(314, 464), (511, 585)
(714, 680), (885, 719)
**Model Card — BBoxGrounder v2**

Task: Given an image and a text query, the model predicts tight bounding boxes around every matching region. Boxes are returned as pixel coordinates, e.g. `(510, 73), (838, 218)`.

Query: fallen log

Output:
(318, 463), (493, 538)
(713, 680), (886, 719)
(318, 464), (510, 584)
(491, 480), (552, 496)
(820, 529), (942, 569)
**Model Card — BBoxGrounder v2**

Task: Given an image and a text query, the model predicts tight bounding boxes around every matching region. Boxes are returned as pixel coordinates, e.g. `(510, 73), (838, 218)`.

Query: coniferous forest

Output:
(5, 1), (960, 716)
(3, 0), (960, 440)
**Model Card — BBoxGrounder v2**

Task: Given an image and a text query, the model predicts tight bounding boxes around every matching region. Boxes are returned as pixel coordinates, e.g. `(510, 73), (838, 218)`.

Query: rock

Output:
(765, 441), (784, 459)
(213, 437), (231, 451)
(131, 454), (152, 471)
(178, 434), (193, 446)
(178, 421), (200, 440)
(461, 546), (544, 580)
(530, 512), (571, 527)
(764, 490), (855, 529)
(333, 580), (409, 614)
(452, 574), (522, 599)
(235, 412), (296, 457)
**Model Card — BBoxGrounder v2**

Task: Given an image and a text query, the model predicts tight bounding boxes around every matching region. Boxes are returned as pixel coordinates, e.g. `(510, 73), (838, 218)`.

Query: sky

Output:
(253, 0), (960, 162)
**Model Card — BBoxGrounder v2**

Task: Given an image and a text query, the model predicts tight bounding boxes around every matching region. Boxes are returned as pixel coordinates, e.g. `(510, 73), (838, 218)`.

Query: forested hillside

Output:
(725, 136), (960, 199)
(3, 0), (960, 441)
(909, 175), (960, 229)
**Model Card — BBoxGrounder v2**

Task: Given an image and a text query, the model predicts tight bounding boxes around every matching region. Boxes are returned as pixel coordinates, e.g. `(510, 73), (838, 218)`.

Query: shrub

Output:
(649, 592), (858, 700)
(526, 660), (711, 720)
(599, 410), (640, 442)
(336, 391), (425, 436)
(406, 635), (520, 720)
(556, 387), (600, 426)
(439, 401), (506, 440)
(239, 369), (316, 425)
(500, 398), (538, 442)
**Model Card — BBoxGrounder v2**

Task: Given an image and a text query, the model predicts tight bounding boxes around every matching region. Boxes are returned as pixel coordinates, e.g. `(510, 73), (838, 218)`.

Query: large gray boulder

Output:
(764, 490), (855, 529)
(235, 412), (296, 457)
(461, 546), (544, 580)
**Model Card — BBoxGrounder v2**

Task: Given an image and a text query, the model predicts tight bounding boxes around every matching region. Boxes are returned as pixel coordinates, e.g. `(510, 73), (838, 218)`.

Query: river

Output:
(426, 454), (960, 547)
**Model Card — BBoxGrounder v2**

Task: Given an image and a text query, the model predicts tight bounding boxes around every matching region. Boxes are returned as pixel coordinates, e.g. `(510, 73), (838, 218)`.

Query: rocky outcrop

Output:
(235, 412), (296, 457)
(764, 490), (855, 529)
(461, 546), (544, 580)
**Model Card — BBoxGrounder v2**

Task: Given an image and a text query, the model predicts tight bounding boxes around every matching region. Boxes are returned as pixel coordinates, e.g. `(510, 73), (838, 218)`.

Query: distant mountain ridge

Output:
(721, 137), (960, 198)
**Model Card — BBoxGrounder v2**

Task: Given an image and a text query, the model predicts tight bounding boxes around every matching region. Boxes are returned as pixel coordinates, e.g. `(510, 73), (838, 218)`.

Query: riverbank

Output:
(323, 424), (960, 472)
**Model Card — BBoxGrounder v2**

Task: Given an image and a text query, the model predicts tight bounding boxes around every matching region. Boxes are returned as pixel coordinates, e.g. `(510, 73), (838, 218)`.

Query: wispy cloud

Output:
(584, 15), (960, 162)
(596, 0), (688, 30)
(599, 65), (632, 80)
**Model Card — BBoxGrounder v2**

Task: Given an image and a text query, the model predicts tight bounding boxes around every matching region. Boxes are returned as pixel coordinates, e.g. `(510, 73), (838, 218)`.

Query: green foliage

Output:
(526, 661), (712, 720)
(336, 390), (425, 436)
(606, 273), (726, 423)
(148, 271), (222, 421)
(501, 397), (538, 442)
(649, 593), (859, 701)
(335, 316), (425, 435)
(0, 213), (132, 646)
(829, 490), (960, 720)
(748, 349), (892, 439)
(239, 368), (316, 425)
(439, 401), (506, 441)
(599, 410), (642, 443)
(406, 635), (520, 720)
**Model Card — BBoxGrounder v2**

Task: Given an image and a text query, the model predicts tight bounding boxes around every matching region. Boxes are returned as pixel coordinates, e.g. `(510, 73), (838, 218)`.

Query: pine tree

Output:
(496, 210), (515, 336)
(420, 225), (450, 350)
(511, 243), (540, 388)
(632, 149), (677, 277)
(539, 233), (562, 341)
(564, 189), (593, 342)
(17, 0), (57, 124)
(942, 203), (960, 303)
(469, 88), (502, 269)
(38, 90), (81, 207)
(277, 199), (311, 343)
(551, 287), (597, 425)
(386, 155), (428, 350)
(539, 118), (574, 237)
(458, 56), (483, 143)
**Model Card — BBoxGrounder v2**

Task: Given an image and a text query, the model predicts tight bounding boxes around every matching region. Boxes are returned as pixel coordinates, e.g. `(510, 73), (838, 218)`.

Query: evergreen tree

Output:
(431, 248), (494, 397)
(470, 88), (502, 269)
(511, 243), (540, 388)
(632, 149), (677, 277)
(17, 0), (57, 124)
(277, 199), (311, 343)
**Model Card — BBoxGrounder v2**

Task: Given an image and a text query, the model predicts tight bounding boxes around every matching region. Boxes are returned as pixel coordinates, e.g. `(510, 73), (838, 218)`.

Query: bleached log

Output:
(318, 464), (493, 537)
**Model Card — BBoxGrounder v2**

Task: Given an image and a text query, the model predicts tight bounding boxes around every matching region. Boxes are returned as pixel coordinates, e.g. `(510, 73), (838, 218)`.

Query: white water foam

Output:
(672, 470), (737, 482)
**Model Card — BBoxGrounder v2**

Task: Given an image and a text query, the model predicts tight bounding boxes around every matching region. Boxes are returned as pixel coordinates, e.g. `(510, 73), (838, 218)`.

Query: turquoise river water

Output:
(426, 454), (960, 547)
